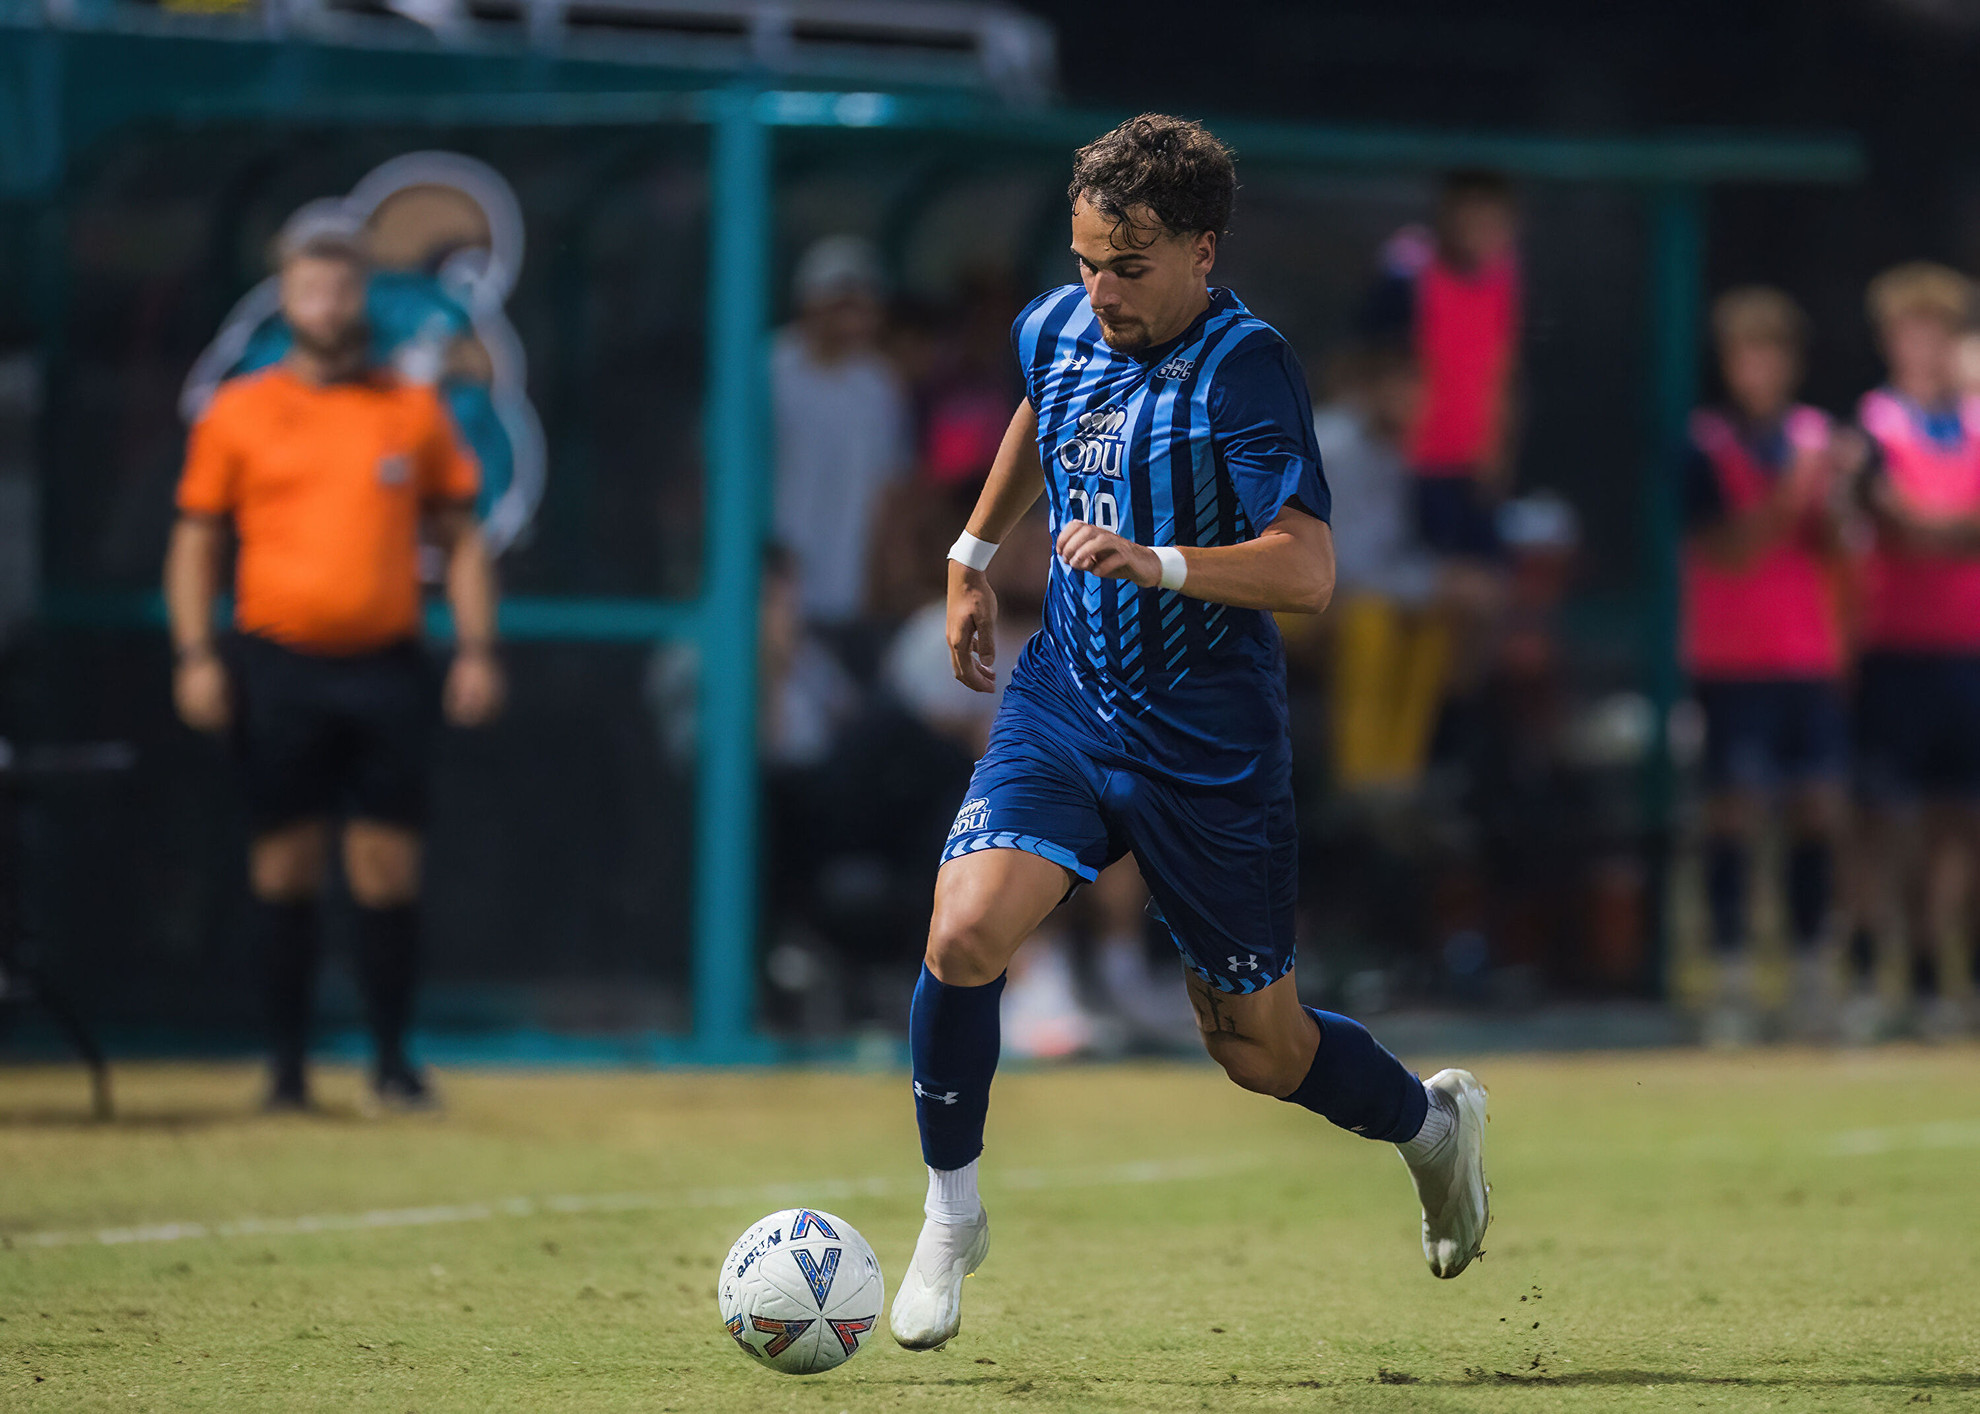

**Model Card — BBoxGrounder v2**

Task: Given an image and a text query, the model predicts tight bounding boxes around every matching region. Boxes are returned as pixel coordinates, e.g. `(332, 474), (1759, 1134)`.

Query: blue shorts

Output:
(941, 709), (1298, 994)
(1856, 651), (1980, 803)
(1693, 678), (1848, 794)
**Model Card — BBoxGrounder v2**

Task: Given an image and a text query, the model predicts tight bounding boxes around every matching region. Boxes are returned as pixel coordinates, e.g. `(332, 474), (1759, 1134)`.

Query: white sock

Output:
(924, 1160), (981, 1226)
(1396, 1085), (1454, 1165)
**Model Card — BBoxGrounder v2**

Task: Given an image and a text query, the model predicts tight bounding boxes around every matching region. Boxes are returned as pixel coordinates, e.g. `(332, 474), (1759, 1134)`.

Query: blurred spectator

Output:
(163, 214), (502, 1112)
(883, 506), (1050, 759)
(1682, 288), (1849, 1044)
(1311, 344), (1449, 796)
(772, 236), (911, 640)
(914, 269), (1024, 496)
(645, 543), (859, 772)
(867, 273), (1028, 625)
(1364, 173), (1523, 562)
(1845, 262), (1980, 1040)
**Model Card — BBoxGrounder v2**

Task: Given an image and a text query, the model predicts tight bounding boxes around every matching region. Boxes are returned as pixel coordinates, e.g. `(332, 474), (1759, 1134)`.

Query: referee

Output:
(164, 214), (503, 1111)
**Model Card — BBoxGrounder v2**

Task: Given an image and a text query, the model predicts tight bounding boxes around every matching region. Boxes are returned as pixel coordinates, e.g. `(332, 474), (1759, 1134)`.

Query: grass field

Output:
(2, 1048), (1978, 1412)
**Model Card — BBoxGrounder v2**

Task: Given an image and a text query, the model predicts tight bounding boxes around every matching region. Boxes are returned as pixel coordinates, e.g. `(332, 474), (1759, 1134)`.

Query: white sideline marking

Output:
(1823, 1118), (1980, 1157)
(1, 1153), (1261, 1251)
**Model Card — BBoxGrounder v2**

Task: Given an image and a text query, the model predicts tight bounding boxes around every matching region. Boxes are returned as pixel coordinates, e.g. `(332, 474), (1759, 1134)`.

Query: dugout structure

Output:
(0, 17), (1861, 1061)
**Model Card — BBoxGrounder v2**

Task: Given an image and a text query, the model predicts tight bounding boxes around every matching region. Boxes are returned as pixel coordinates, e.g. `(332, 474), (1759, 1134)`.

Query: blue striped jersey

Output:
(1002, 284), (1330, 794)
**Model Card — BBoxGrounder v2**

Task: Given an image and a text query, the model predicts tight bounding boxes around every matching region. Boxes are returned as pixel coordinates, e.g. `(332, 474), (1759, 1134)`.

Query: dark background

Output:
(9, 0), (1980, 1042)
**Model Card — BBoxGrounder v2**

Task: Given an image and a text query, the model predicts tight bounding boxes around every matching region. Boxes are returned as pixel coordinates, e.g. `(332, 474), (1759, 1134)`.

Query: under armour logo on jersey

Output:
(792, 1246), (842, 1307)
(1154, 355), (1196, 380)
(1060, 352), (1090, 372)
(914, 1081), (960, 1105)
(1227, 954), (1261, 973)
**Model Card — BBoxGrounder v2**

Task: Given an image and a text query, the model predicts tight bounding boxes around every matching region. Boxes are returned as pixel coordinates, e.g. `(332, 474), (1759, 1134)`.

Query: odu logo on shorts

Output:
(1058, 405), (1127, 479)
(949, 797), (990, 839)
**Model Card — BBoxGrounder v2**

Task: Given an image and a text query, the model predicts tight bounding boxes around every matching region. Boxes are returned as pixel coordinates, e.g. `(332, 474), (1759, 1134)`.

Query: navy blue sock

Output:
(910, 965), (1006, 1171)
(1280, 1008), (1428, 1144)
(1786, 838), (1832, 954)
(255, 897), (319, 1091)
(354, 904), (420, 1075)
(1704, 836), (1748, 954)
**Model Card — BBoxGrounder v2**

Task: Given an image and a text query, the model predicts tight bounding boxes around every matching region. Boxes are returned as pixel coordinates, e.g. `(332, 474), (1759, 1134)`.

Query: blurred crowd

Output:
(662, 172), (1980, 1054)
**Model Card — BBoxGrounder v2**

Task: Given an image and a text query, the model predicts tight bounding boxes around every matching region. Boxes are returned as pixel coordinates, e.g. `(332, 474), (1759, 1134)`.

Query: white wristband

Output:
(949, 531), (998, 572)
(1153, 545), (1188, 591)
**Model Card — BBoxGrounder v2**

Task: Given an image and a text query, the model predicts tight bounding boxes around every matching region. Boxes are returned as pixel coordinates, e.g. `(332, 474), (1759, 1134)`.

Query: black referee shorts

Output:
(228, 633), (440, 833)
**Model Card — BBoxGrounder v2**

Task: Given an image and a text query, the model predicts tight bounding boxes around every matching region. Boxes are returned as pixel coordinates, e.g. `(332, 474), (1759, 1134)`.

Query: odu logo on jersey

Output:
(949, 797), (990, 838)
(1059, 405), (1128, 479)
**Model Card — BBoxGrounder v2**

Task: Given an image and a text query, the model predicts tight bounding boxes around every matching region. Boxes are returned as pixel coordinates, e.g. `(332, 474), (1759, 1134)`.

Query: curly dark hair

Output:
(1068, 114), (1235, 247)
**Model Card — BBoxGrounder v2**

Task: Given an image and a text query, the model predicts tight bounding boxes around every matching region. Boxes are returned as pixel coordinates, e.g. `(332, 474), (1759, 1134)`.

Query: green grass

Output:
(2, 1048), (1978, 1412)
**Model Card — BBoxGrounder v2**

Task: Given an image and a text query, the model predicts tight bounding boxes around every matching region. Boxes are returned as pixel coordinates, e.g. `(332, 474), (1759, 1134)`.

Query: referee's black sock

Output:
(355, 903), (421, 1076)
(255, 897), (320, 1094)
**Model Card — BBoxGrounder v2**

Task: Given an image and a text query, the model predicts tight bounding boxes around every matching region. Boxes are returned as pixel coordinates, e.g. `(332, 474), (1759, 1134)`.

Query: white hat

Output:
(793, 234), (884, 307)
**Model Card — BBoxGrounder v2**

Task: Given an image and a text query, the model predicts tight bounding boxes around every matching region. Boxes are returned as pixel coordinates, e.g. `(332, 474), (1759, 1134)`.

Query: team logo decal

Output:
(750, 1316), (813, 1358)
(1154, 355), (1196, 380)
(949, 797), (991, 838)
(792, 1246), (842, 1307)
(830, 1317), (875, 1355)
(182, 151), (545, 555)
(788, 1209), (838, 1241)
(1058, 404), (1127, 479)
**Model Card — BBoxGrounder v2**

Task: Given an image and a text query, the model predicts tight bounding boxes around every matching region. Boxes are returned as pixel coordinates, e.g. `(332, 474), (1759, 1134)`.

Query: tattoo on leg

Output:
(1187, 974), (1243, 1037)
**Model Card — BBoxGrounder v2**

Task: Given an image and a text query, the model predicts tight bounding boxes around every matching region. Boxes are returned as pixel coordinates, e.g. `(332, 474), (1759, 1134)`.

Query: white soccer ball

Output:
(717, 1208), (884, 1376)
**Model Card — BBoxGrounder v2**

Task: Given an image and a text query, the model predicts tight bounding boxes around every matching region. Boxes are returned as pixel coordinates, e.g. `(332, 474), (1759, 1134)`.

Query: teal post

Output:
(692, 89), (773, 1062)
(1641, 184), (1704, 994)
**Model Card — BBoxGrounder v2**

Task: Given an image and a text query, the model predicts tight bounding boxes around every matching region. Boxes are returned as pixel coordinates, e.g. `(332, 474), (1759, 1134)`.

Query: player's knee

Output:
(924, 909), (1015, 988)
(249, 823), (329, 902)
(344, 824), (422, 908)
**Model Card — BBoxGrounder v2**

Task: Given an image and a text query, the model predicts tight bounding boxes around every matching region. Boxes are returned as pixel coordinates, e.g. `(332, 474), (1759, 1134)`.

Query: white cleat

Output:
(1403, 1068), (1490, 1279)
(889, 1207), (990, 1350)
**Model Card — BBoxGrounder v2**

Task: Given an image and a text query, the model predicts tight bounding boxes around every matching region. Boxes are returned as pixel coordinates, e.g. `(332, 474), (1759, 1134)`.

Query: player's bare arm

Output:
(1055, 504), (1335, 615)
(430, 500), (506, 727)
(947, 398), (1046, 693)
(163, 512), (232, 732)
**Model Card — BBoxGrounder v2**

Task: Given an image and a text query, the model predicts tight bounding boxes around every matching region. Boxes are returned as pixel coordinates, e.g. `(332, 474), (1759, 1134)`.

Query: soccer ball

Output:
(717, 1208), (884, 1375)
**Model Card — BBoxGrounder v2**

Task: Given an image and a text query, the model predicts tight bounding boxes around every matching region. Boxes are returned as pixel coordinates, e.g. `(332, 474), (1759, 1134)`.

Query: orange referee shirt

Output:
(177, 366), (480, 655)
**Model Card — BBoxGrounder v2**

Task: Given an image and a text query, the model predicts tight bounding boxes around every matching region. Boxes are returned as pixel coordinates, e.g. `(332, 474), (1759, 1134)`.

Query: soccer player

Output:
(1847, 263), (1980, 1039)
(890, 116), (1490, 1351)
(1682, 288), (1849, 1043)
(164, 213), (503, 1110)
